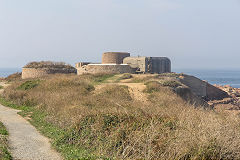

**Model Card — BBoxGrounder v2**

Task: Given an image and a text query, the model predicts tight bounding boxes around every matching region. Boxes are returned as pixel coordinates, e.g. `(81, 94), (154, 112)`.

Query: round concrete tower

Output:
(102, 52), (130, 64)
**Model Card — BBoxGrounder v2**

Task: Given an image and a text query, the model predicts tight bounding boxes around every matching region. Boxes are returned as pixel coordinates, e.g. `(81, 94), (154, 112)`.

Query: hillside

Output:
(1, 73), (240, 159)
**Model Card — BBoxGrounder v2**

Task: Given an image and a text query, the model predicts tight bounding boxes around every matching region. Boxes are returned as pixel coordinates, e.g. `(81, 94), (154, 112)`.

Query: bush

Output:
(118, 73), (133, 80)
(162, 80), (181, 88)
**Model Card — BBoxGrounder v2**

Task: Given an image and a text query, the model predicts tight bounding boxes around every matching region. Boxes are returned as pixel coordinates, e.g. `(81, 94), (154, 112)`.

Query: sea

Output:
(1, 68), (240, 88)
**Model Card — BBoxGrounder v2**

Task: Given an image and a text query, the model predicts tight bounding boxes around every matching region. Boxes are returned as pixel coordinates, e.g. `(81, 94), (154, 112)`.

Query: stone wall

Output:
(102, 52), (130, 64)
(22, 68), (77, 79)
(77, 64), (135, 75)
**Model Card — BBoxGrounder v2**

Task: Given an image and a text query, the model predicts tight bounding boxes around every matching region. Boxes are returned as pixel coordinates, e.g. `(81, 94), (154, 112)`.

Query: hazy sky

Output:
(1, 0), (240, 69)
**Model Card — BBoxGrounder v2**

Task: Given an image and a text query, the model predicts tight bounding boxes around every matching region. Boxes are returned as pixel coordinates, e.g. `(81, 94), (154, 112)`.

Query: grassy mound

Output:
(2, 74), (240, 159)
(24, 61), (75, 69)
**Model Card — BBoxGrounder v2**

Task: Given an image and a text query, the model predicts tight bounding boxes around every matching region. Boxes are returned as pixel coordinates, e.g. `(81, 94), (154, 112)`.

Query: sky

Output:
(0, 0), (240, 69)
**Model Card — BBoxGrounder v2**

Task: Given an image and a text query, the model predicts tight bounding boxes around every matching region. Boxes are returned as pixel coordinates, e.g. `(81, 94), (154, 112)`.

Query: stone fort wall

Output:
(102, 52), (130, 64)
(77, 64), (135, 75)
(22, 68), (77, 79)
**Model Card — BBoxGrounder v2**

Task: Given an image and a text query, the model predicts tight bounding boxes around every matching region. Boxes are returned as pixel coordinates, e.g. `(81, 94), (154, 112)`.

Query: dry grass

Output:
(5, 72), (22, 81)
(24, 61), (75, 69)
(3, 74), (240, 159)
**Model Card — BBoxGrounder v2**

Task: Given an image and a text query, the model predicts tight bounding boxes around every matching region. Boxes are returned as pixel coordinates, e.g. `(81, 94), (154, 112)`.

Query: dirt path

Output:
(0, 82), (62, 160)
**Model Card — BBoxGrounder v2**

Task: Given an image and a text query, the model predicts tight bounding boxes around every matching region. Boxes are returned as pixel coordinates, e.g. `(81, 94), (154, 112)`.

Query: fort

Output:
(21, 52), (172, 79)
(76, 52), (171, 75)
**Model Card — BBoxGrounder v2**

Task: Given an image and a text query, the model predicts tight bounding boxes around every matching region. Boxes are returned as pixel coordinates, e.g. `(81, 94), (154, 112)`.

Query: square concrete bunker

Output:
(123, 57), (171, 74)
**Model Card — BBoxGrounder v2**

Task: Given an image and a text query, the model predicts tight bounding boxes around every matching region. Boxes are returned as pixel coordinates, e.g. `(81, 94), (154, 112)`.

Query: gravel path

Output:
(0, 104), (62, 160)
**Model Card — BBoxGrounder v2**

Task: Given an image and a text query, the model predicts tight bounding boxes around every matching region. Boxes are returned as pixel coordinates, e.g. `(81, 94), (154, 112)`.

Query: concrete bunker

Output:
(123, 57), (171, 74)
(76, 52), (172, 75)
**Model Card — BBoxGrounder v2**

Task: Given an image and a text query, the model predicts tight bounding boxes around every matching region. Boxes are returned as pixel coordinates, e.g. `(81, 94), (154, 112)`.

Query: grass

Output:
(0, 122), (12, 160)
(0, 85), (3, 89)
(117, 73), (133, 80)
(17, 80), (41, 90)
(0, 98), (99, 160)
(2, 74), (240, 159)
(24, 61), (75, 69)
(92, 74), (116, 84)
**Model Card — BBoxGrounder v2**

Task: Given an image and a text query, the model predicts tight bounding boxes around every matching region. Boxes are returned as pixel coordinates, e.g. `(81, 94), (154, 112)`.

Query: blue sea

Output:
(1, 68), (240, 88)
(0, 68), (21, 78)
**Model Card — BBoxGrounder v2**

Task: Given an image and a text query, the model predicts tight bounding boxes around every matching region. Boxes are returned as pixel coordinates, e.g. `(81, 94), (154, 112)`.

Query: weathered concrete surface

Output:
(22, 67), (77, 79)
(102, 52), (130, 64)
(0, 104), (62, 160)
(123, 57), (171, 74)
(179, 75), (207, 98)
(77, 64), (135, 75)
(179, 75), (229, 101)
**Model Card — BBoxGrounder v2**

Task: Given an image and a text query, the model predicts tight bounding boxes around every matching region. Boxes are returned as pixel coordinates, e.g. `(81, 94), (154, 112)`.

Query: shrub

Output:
(162, 80), (181, 88)
(118, 73), (133, 80)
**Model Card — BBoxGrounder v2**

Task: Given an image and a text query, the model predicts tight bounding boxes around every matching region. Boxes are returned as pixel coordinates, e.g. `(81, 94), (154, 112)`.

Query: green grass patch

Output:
(17, 80), (41, 90)
(0, 122), (12, 160)
(92, 74), (115, 84)
(0, 85), (3, 89)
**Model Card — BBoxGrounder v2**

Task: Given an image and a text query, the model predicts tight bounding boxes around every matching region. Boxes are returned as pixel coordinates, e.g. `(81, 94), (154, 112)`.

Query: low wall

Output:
(179, 74), (229, 100)
(77, 64), (135, 75)
(206, 83), (229, 100)
(179, 75), (207, 98)
(22, 68), (77, 79)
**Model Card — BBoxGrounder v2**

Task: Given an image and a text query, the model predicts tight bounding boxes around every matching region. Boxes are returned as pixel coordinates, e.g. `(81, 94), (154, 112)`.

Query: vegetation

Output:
(0, 122), (12, 160)
(0, 85), (3, 89)
(118, 73), (133, 80)
(1, 74), (240, 159)
(144, 81), (162, 93)
(17, 80), (41, 90)
(24, 61), (75, 69)
(161, 80), (182, 88)
(5, 72), (22, 82)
